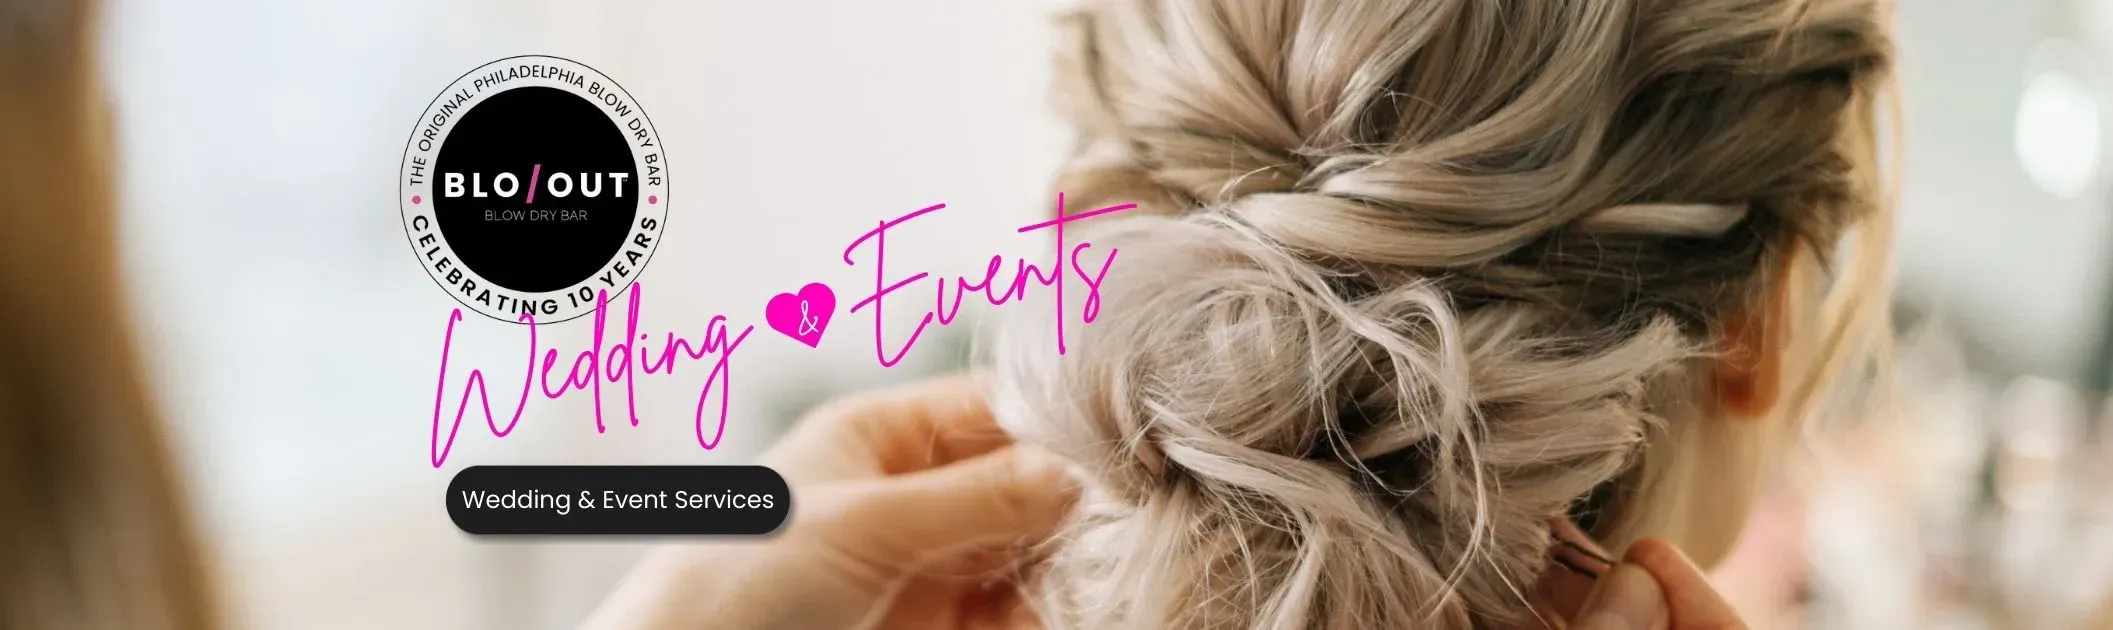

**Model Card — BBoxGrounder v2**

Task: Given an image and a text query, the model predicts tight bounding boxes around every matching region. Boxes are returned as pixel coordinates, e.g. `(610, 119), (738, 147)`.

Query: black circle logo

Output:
(401, 55), (668, 324)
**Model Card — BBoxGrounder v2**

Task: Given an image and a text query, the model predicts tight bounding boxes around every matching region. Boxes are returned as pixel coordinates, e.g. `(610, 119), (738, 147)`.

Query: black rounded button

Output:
(446, 466), (791, 536)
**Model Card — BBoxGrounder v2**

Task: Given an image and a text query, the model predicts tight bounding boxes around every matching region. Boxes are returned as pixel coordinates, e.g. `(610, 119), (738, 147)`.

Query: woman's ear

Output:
(1713, 242), (1801, 420)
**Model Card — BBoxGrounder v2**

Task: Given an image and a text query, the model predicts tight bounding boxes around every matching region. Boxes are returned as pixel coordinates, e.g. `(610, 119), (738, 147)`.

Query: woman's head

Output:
(989, 0), (1893, 628)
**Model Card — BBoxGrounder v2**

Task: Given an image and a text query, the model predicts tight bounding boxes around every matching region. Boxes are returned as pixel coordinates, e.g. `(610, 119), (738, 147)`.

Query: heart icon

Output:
(765, 282), (836, 348)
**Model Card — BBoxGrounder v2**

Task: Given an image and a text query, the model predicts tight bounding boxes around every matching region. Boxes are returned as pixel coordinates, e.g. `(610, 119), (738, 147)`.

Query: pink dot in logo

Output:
(411, 195), (422, 205)
(648, 195), (659, 205)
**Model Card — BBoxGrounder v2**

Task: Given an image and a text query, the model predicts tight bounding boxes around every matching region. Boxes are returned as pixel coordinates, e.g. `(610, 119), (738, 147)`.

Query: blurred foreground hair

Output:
(0, 0), (220, 628)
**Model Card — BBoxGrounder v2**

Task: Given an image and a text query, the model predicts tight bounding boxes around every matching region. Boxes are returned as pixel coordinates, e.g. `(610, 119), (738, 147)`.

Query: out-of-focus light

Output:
(1990, 376), (2081, 512)
(2014, 43), (2103, 200)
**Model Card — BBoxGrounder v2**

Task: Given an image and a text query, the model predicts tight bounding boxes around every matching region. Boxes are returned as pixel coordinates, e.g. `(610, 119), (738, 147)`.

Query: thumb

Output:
(826, 447), (1081, 565)
(1572, 562), (1669, 630)
(1626, 538), (1747, 629)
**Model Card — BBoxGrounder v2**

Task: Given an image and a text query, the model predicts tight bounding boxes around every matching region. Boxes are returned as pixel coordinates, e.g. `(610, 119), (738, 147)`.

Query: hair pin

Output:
(1579, 202), (1751, 238)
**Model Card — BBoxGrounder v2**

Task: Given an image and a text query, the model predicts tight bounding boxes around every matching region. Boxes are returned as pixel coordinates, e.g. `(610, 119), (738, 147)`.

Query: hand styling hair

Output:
(987, 0), (1894, 628)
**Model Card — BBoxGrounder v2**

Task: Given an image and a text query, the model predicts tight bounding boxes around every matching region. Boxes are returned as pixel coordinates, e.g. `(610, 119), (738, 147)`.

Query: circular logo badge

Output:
(400, 55), (668, 324)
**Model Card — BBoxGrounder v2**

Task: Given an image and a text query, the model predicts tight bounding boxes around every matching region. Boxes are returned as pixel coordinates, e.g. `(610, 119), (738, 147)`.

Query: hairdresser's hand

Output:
(581, 373), (1077, 630)
(1534, 536), (1748, 630)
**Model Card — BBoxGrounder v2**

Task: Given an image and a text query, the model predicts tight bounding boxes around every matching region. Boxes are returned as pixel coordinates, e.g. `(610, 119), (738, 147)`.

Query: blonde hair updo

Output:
(988, 0), (1894, 628)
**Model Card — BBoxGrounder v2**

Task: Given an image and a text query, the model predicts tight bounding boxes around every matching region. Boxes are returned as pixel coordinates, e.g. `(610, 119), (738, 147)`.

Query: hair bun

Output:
(990, 211), (1696, 628)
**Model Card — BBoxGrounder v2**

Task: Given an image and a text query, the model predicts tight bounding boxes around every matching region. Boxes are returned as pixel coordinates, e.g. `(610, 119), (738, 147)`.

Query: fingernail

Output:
(1626, 537), (1701, 575)
(1013, 446), (1062, 475)
(1016, 447), (1085, 494)
(1575, 563), (1664, 629)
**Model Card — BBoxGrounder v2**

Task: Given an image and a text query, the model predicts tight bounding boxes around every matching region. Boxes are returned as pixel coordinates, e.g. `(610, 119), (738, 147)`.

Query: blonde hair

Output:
(988, 0), (1894, 628)
(0, 0), (221, 628)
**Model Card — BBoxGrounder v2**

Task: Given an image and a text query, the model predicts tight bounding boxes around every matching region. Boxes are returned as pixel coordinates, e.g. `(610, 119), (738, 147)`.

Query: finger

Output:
(763, 373), (1012, 484)
(833, 372), (1018, 474)
(825, 446), (1080, 566)
(872, 571), (1033, 630)
(958, 578), (1038, 630)
(871, 573), (973, 630)
(1571, 562), (1669, 630)
(1625, 538), (1747, 629)
(874, 546), (1040, 630)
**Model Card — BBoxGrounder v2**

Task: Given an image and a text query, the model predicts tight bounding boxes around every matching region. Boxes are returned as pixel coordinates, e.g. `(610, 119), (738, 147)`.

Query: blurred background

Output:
(92, 0), (2113, 628)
